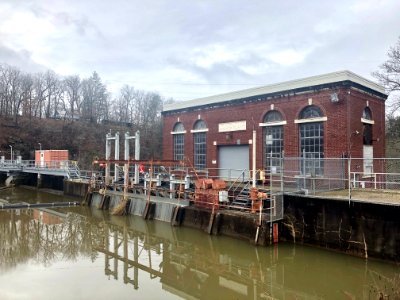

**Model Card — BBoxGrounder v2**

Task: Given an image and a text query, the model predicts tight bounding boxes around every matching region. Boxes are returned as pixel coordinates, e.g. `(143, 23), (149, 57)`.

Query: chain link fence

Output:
(266, 157), (400, 196)
(349, 158), (400, 191)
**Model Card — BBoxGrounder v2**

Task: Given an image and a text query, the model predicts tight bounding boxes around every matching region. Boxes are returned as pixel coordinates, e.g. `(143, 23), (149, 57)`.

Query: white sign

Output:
(218, 120), (246, 133)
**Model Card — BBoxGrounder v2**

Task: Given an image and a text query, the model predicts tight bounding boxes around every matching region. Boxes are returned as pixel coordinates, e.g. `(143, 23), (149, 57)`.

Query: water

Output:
(0, 188), (399, 299)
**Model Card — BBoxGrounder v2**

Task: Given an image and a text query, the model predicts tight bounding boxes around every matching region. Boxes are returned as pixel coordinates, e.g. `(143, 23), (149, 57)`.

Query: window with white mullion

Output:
(264, 125), (283, 172)
(173, 134), (184, 161)
(299, 105), (324, 176)
(194, 132), (206, 170)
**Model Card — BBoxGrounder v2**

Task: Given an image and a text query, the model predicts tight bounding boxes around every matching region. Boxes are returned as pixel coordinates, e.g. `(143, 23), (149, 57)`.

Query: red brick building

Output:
(162, 71), (386, 177)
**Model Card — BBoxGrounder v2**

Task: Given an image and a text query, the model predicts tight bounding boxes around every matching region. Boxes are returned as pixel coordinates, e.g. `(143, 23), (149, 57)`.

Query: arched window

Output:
(264, 110), (283, 123)
(362, 107), (373, 145)
(194, 120), (207, 130)
(172, 122), (185, 161)
(298, 105), (324, 175)
(173, 122), (185, 132)
(362, 107), (373, 174)
(193, 120), (207, 170)
(263, 111), (284, 172)
(362, 107), (372, 120)
(300, 105), (323, 119)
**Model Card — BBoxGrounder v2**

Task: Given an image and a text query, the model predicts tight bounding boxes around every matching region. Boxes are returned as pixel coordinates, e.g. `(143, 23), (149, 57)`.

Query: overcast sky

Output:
(1, 0), (399, 101)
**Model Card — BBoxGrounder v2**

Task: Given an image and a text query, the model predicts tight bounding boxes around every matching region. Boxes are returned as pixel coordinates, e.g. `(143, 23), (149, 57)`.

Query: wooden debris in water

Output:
(0, 185), (14, 191)
(111, 199), (128, 216)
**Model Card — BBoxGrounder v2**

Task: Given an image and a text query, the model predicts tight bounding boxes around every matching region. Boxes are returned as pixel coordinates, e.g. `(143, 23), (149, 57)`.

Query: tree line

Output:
(0, 63), (171, 127)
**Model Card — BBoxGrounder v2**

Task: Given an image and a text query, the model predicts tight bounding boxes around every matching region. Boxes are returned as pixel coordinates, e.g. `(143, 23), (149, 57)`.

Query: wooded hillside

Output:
(0, 63), (170, 169)
(0, 116), (162, 169)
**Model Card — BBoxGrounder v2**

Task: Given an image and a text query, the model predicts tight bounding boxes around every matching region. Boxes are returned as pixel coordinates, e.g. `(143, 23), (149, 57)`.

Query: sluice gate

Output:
(88, 131), (283, 245)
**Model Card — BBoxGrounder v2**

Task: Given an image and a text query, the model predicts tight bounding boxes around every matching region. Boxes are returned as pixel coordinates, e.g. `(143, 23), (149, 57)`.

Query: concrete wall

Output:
(281, 195), (400, 261)
(64, 180), (89, 197)
(181, 207), (271, 245)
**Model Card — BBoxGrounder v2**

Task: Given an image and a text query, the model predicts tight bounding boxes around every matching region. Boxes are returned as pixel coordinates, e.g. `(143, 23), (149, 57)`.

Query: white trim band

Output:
(361, 118), (374, 124)
(294, 117), (327, 124)
(259, 121), (287, 127)
(170, 130), (187, 135)
(190, 128), (209, 133)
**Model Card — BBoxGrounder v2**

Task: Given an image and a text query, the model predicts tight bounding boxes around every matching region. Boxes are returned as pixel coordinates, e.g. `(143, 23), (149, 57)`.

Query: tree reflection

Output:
(0, 209), (398, 299)
(0, 209), (100, 268)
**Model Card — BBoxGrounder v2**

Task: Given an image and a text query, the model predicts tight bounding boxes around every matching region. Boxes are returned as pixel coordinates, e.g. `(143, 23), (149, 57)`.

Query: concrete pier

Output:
(281, 194), (400, 261)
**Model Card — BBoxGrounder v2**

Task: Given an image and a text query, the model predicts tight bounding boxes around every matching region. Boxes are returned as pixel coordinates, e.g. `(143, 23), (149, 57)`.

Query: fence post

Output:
(280, 151), (284, 193)
(302, 149), (306, 189)
(269, 151), (273, 192)
(348, 156), (351, 205)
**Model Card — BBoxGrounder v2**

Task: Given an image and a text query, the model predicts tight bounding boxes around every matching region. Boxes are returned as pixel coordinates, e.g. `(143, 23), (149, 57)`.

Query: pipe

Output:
(114, 132), (120, 184)
(0, 201), (80, 210)
(134, 130), (140, 184)
(105, 133), (112, 185)
(252, 130), (256, 188)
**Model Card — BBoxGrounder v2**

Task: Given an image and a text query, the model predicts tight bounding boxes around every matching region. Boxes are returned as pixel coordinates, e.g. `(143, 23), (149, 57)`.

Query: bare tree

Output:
(44, 70), (59, 118)
(0, 65), (26, 122)
(373, 37), (400, 114)
(0, 64), (20, 117)
(13, 73), (34, 124)
(33, 72), (48, 119)
(115, 85), (135, 123)
(64, 75), (81, 120)
(20, 74), (34, 120)
(81, 72), (109, 123)
(374, 38), (400, 157)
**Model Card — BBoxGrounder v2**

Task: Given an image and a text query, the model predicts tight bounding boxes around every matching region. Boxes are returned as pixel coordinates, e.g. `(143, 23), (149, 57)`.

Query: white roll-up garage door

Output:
(218, 145), (249, 180)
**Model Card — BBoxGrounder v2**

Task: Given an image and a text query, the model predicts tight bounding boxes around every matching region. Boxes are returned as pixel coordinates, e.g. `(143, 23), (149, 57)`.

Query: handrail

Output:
(0, 159), (83, 179)
(227, 169), (248, 194)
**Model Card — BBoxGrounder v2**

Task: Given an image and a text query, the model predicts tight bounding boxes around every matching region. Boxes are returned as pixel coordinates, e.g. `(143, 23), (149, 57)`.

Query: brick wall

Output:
(162, 86), (385, 170)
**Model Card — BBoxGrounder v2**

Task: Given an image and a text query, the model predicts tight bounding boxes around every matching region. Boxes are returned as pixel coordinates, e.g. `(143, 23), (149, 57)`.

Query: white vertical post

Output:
(124, 132), (130, 160)
(122, 131), (140, 186)
(114, 132), (120, 183)
(134, 131), (140, 184)
(124, 132), (130, 192)
(170, 174), (175, 199)
(9, 145), (13, 163)
(348, 156), (352, 205)
(280, 151), (284, 193)
(105, 133), (112, 185)
(252, 130), (256, 188)
(303, 148), (306, 189)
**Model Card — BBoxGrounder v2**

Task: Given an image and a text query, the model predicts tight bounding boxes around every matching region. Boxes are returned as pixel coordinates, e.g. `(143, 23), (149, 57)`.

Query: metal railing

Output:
(0, 159), (83, 179)
(269, 157), (400, 196)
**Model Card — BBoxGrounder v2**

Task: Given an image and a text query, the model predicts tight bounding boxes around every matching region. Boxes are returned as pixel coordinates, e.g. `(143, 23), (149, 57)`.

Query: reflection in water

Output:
(0, 206), (399, 299)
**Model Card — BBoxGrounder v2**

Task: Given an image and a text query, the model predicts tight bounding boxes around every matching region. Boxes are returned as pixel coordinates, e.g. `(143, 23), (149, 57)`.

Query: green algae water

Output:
(0, 187), (399, 299)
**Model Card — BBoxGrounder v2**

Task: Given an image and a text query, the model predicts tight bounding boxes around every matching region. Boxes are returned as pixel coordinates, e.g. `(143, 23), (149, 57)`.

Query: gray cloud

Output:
(0, 0), (399, 100)
(0, 45), (45, 73)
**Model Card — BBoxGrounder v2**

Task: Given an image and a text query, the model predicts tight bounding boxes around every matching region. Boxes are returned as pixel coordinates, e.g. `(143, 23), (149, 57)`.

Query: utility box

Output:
(35, 150), (69, 168)
(218, 191), (228, 203)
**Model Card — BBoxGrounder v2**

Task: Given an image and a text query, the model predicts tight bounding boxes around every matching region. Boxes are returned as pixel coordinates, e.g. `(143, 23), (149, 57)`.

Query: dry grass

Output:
(316, 189), (400, 204)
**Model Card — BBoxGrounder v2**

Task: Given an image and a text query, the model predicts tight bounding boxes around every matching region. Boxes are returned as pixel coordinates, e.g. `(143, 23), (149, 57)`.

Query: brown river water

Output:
(0, 187), (399, 299)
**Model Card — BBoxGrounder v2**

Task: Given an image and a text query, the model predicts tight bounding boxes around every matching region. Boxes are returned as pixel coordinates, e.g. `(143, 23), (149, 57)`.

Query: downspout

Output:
(252, 129), (256, 188)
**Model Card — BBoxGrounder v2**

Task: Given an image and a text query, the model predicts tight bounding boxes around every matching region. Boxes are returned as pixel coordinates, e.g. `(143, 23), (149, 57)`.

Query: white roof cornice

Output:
(163, 70), (386, 112)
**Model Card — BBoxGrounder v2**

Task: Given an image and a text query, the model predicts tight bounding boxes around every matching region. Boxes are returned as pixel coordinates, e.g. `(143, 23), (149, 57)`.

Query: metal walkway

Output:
(0, 159), (81, 179)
